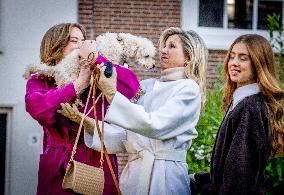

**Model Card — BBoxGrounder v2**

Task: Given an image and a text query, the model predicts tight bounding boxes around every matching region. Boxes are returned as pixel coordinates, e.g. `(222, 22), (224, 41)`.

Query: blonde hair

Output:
(223, 34), (284, 156)
(40, 23), (87, 65)
(159, 27), (208, 109)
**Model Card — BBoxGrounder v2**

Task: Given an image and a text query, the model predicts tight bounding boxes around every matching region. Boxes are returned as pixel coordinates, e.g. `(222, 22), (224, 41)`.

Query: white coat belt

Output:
(123, 140), (186, 195)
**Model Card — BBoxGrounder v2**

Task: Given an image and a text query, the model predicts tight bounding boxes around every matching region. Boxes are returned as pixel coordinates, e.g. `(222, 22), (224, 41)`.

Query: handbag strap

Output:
(92, 70), (122, 195)
(69, 73), (96, 162)
(68, 68), (122, 194)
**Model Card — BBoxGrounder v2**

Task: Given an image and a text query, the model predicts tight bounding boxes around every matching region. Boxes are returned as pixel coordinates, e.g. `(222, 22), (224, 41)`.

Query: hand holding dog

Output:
(73, 40), (98, 95)
(79, 40), (98, 66)
(98, 65), (117, 103)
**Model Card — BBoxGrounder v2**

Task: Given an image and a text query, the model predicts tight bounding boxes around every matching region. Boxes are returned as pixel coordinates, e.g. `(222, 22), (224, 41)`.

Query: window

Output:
(182, 0), (284, 49)
(199, 0), (224, 28)
(0, 108), (11, 195)
(227, 0), (254, 29)
(198, 0), (283, 30)
(0, 113), (7, 194)
(0, 0), (2, 54)
(257, 0), (283, 29)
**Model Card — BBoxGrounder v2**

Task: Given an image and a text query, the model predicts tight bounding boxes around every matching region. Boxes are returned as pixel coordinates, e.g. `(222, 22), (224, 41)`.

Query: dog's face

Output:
(119, 33), (156, 69)
(135, 37), (156, 69)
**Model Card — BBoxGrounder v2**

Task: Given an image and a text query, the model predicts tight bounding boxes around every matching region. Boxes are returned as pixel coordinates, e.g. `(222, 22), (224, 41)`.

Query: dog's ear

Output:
(118, 33), (138, 58)
(127, 43), (139, 57)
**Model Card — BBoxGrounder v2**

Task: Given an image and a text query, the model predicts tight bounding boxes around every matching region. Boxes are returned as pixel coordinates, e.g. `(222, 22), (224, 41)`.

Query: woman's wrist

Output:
(73, 80), (88, 96)
(189, 173), (196, 183)
(73, 80), (82, 96)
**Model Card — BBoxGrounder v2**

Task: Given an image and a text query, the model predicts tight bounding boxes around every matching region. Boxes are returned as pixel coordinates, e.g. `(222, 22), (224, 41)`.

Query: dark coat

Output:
(194, 94), (270, 195)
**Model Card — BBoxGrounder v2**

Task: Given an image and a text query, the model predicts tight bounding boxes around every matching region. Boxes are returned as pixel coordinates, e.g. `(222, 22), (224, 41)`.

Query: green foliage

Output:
(265, 157), (284, 195)
(187, 62), (224, 173)
(267, 13), (284, 83)
(265, 13), (284, 195)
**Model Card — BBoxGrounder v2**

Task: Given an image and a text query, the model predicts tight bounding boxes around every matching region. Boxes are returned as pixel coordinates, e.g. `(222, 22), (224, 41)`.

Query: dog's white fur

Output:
(96, 33), (156, 69)
(23, 49), (80, 87)
(23, 33), (156, 86)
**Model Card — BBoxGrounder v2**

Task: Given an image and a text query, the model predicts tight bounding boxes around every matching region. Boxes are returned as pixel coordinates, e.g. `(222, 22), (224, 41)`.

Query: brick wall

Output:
(207, 50), (227, 87)
(78, 0), (95, 38)
(79, 0), (181, 80)
(78, 0), (227, 85)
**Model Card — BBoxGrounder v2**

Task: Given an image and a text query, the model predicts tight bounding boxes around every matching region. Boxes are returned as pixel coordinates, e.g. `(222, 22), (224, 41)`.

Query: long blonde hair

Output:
(40, 23), (87, 65)
(159, 27), (208, 109)
(223, 34), (284, 156)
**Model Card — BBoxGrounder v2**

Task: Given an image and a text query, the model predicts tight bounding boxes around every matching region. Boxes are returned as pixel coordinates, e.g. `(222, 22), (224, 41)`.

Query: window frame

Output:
(181, 0), (284, 50)
(0, 0), (3, 54)
(0, 107), (12, 195)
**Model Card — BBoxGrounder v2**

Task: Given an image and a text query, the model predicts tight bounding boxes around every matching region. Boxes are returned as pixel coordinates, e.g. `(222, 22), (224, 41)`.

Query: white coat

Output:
(85, 78), (201, 195)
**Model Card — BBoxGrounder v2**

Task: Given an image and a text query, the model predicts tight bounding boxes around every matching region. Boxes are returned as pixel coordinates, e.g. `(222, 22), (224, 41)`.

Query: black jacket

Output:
(193, 94), (270, 195)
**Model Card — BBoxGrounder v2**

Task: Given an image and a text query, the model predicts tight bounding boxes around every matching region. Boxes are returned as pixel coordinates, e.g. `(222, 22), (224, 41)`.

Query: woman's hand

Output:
(73, 66), (92, 95)
(73, 40), (98, 95)
(98, 65), (117, 103)
(79, 40), (98, 67)
(58, 103), (95, 132)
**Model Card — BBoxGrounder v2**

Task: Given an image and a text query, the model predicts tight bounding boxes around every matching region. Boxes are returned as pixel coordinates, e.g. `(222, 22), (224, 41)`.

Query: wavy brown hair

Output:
(40, 23), (87, 65)
(223, 34), (284, 156)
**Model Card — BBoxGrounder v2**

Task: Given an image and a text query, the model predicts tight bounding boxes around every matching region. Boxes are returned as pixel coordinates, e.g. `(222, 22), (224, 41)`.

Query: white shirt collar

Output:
(231, 83), (260, 110)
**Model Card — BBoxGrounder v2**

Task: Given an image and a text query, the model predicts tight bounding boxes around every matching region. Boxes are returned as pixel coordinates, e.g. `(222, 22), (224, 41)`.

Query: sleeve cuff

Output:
(95, 53), (108, 65)
(105, 92), (127, 123)
(62, 82), (78, 101)
(84, 123), (102, 151)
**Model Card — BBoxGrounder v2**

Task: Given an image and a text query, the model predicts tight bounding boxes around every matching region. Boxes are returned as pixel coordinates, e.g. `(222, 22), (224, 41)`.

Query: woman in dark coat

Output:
(191, 34), (284, 195)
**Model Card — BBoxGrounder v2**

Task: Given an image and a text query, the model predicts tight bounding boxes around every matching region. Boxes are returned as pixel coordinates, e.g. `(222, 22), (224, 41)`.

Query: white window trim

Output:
(0, 0), (2, 54)
(0, 107), (12, 195)
(181, 0), (284, 50)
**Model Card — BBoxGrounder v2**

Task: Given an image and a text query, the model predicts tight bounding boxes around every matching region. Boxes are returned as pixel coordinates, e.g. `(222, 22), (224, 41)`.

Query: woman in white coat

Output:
(60, 27), (208, 195)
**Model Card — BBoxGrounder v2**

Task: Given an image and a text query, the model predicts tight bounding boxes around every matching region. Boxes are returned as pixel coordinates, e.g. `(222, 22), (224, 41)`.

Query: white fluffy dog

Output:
(96, 32), (156, 69)
(23, 32), (156, 87)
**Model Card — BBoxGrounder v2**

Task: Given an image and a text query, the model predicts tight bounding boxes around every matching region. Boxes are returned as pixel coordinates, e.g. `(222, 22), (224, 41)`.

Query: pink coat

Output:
(25, 54), (139, 195)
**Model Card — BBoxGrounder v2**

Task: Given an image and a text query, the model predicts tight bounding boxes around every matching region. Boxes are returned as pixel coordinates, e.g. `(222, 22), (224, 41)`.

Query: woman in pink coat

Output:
(25, 23), (139, 195)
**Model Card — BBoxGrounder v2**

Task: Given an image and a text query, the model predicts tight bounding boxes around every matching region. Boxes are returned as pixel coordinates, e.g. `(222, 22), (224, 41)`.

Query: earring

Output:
(184, 59), (190, 67)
